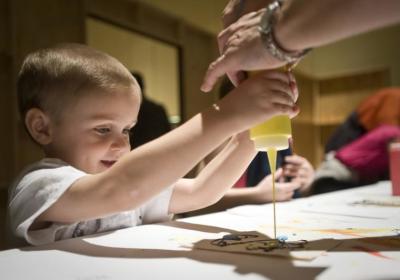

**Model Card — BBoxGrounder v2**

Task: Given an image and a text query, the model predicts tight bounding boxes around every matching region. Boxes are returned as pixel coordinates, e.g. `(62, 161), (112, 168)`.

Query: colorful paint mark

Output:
(352, 245), (394, 260)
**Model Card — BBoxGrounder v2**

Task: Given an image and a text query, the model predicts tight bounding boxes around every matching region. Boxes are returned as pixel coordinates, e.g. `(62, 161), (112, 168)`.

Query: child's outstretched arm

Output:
(169, 131), (256, 214)
(35, 71), (297, 225)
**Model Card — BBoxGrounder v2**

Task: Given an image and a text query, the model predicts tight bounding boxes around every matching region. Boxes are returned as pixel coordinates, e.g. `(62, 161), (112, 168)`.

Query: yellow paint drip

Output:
(267, 147), (277, 239)
(250, 115), (292, 240)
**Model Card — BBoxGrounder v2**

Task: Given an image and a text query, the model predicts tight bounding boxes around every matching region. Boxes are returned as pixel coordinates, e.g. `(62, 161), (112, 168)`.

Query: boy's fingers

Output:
(269, 81), (294, 100)
(265, 72), (298, 103)
(260, 70), (298, 101)
(271, 103), (299, 118)
(270, 90), (296, 107)
(260, 70), (290, 84)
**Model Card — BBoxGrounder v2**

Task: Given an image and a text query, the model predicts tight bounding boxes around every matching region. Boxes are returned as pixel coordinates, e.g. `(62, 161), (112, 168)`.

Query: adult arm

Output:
(201, 0), (400, 91)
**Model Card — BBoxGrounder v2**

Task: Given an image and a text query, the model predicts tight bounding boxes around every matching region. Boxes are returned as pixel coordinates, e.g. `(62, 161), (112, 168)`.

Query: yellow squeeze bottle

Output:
(250, 115), (292, 239)
(250, 115), (291, 152)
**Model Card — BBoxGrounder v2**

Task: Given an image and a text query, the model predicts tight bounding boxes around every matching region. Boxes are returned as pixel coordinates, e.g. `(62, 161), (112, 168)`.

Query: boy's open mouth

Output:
(101, 160), (117, 168)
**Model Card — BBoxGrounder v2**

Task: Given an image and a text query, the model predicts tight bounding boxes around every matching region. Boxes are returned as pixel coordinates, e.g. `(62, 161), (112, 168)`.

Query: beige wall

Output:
(298, 24), (400, 86)
(0, 0), (218, 189)
(0, 0), (12, 189)
(136, 0), (226, 35)
(86, 18), (180, 124)
(86, 0), (218, 120)
(0, 0), (85, 188)
(0, 0), (86, 249)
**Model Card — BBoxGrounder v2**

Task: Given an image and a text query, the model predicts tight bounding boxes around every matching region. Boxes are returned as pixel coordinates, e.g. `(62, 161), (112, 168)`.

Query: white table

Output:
(1, 181), (399, 280)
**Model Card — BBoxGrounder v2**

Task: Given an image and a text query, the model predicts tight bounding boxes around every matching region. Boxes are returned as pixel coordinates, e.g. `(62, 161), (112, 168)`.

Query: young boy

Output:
(8, 43), (298, 247)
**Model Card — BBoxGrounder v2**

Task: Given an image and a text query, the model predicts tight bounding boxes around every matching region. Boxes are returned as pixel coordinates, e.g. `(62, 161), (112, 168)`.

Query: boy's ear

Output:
(24, 108), (53, 145)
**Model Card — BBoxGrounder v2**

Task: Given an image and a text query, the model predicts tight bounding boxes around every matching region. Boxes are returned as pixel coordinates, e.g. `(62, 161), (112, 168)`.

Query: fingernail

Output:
(201, 84), (210, 92)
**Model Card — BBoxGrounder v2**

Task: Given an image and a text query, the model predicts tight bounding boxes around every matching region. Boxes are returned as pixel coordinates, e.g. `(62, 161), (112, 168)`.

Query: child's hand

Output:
(282, 155), (314, 194)
(217, 70), (299, 131)
(255, 168), (301, 202)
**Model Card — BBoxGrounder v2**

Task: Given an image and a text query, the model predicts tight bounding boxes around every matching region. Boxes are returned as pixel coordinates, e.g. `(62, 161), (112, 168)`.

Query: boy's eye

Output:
(123, 128), (131, 135)
(95, 127), (111, 134)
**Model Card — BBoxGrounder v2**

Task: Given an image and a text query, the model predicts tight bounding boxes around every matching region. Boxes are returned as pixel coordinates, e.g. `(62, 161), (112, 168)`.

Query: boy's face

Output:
(47, 87), (140, 174)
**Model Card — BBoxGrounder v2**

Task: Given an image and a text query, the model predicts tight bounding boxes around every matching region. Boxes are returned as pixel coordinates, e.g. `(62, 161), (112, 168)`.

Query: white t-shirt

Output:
(7, 158), (173, 247)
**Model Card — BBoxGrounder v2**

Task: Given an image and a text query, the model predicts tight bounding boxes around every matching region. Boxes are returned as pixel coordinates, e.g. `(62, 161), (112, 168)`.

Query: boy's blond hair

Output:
(17, 43), (138, 124)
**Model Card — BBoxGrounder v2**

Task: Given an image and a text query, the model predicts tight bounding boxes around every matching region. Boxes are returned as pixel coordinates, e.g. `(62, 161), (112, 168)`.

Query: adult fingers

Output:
(259, 70), (290, 84)
(227, 70), (247, 87)
(218, 10), (262, 53)
(218, 23), (241, 53)
(201, 54), (236, 92)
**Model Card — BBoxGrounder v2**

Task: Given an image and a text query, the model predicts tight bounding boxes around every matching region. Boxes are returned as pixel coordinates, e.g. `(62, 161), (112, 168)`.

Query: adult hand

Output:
(255, 168), (301, 202)
(222, 0), (272, 28)
(282, 155), (314, 194)
(201, 9), (286, 92)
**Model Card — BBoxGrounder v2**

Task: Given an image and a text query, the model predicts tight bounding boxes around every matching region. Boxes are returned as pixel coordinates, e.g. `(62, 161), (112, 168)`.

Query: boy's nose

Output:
(111, 135), (130, 151)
